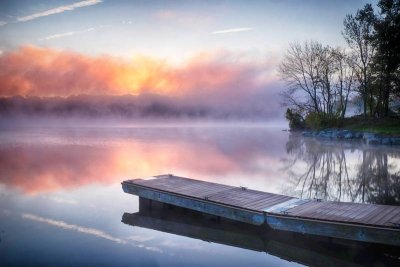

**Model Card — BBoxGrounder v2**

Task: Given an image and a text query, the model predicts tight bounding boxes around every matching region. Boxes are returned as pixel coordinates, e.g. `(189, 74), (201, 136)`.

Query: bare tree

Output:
(280, 41), (323, 115)
(280, 41), (355, 123)
(332, 48), (356, 120)
(343, 4), (377, 119)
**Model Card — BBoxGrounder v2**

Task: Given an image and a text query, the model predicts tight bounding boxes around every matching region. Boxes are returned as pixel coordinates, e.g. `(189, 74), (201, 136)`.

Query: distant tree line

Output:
(0, 95), (273, 120)
(281, 0), (400, 129)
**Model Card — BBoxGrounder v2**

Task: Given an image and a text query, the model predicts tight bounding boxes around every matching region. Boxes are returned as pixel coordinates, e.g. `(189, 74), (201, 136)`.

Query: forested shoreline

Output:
(282, 0), (400, 134)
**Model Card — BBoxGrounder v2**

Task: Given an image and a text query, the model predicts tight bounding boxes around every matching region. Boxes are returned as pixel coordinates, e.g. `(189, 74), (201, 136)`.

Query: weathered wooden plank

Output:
(353, 205), (381, 220)
(379, 210), (400, 227)
(132, 175), (234, 198)
(326, 203), (363, 221)
(208, 190), (282, 208)
(264, 199), (311, 214)
(251, 195), (295, 211)
(284, 200), (322, 215)
(316, 202), (351, 220)
(359, 205), (388, 224)
(244, 199), (293, 211)
(324, 203), (369, 222)
(380, 208), (400, 226)
(284, 201), (400, 228)
(367, 206), (400, 226)
(293, 202), (359, 221)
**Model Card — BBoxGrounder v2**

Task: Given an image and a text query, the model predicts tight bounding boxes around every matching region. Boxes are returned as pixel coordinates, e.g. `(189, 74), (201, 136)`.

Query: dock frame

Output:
(122, 175), (400, 246)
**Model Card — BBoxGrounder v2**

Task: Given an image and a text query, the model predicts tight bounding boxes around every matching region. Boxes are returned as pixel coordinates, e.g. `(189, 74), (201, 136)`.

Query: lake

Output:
(0, 125), (399, 266)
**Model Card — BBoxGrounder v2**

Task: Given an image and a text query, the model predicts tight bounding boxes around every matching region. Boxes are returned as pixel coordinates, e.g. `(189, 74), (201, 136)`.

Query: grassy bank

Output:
(341, 117), (400, 136)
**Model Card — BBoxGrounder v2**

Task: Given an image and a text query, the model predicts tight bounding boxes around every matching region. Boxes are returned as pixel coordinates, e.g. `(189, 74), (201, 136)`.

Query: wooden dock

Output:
(122, 198), (400, 267)
(122, 174), (400, 246)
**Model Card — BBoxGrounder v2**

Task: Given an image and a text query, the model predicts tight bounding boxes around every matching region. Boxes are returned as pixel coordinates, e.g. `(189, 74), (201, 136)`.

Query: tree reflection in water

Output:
(284, 133), (400, 205)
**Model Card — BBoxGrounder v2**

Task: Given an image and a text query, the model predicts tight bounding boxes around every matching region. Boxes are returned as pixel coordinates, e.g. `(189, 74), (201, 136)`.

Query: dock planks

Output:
(122, 174), (400, 245)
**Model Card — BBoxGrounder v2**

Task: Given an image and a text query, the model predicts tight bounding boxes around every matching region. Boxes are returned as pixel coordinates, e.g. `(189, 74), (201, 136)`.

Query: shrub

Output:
(285, 108), (305, 130)
(305, 112), (340, 129)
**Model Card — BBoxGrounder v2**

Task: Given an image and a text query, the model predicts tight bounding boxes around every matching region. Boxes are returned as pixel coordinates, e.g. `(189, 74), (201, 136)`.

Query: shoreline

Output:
(301, 129), (400, 146)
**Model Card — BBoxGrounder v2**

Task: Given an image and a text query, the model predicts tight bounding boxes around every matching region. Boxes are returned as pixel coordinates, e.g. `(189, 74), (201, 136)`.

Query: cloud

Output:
(40, 31), (76, 41)
(0, 45), (279, 99)
(127, 235), (155, 242)
(154, 10), (179, 20)
(153, 9), (213, 26)
(21, 213), (126, 244)
(39, 25), (110, 41)
(21, 212), (165, 252)
(16, 0), (102, 23)
(143, 246), (163, 253)
(0, 46), (283, 121)
(49, 196), (78, 205)
(212, 27), (254, 34)
(0, 21), (6, 27)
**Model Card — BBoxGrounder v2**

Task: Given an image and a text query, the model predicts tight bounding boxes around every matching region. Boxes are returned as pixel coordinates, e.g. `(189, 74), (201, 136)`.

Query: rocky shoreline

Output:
(302, 129), (400, 146)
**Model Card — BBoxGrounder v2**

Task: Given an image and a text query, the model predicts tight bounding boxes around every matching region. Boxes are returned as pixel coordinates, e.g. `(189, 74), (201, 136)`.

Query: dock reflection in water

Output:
(122, 198), (400, 267)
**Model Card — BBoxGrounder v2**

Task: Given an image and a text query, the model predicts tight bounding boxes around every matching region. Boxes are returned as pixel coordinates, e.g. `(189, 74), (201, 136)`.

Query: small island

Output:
(281, 0), (400, 145)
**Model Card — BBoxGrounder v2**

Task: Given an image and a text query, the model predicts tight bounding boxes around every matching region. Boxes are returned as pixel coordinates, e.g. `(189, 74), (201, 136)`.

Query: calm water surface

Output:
(0, 125), (399, 266)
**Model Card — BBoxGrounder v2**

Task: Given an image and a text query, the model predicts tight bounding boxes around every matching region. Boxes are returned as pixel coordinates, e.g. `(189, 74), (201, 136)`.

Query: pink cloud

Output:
(0, 46), (282, 118)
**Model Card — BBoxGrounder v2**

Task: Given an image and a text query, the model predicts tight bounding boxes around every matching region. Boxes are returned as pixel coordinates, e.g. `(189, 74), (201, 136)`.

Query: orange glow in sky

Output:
(0, 46), (276, 98)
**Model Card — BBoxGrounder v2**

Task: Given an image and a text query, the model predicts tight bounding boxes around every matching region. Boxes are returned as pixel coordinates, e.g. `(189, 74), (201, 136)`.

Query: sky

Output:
(0, 0), (376, 120)
(0, 0), (376, 59)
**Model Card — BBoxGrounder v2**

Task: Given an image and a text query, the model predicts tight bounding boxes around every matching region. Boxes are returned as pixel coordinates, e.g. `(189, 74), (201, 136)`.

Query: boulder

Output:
(381, 138), (392, 145)
(302, 131), (313, 137)
(301, 128), (398, 147)
(363, 132), (375, 139)
(344, 132), (354, 139)
(354, 132), (363, 139)
(391, 137), (400, 146)
(317, 130), (338, 139)
(337, 130), (351, 139)
(367, 137), (381, 145)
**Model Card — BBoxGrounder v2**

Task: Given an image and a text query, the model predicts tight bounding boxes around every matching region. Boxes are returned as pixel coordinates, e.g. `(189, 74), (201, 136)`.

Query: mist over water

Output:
(0, 47), (283, 122)
(0, 125), (399, 266)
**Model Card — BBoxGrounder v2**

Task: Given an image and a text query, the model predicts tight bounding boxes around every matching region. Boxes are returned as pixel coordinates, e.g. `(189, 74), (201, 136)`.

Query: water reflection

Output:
(123, 198), (400, 267)
(1, 126), (400, 266)
(1, 127), (400, 205)
(0, 127), (287, 194)
(284, 133), (400, 205)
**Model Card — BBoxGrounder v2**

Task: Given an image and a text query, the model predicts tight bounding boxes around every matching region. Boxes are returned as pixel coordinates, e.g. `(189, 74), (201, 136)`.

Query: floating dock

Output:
(122, 174), (400, 246)
(122, 198), (400, 267)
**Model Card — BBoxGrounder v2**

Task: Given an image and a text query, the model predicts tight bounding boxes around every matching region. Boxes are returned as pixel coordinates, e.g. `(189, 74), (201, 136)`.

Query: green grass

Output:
(342, 117), (400, 136)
